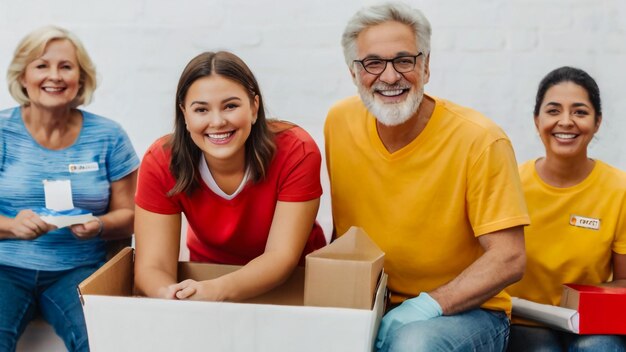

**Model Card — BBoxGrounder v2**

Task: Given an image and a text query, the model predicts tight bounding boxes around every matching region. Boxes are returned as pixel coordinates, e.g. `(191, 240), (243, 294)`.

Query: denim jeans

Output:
(508, 325), (626, 352)
(378, 308), (510, 352)
(0, 263), (101, 352)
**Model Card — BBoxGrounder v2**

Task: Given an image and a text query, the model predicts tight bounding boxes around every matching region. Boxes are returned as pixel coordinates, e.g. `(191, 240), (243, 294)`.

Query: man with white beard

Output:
(324, 3), (530, 351)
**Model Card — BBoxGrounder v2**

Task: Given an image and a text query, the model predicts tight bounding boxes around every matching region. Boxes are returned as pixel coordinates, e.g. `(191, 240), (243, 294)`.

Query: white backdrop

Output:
(1, 0), (626, 237)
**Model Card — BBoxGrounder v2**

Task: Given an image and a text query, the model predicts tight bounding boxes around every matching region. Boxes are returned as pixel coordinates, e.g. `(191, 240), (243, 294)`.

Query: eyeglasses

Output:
(353, 53), (423, 75)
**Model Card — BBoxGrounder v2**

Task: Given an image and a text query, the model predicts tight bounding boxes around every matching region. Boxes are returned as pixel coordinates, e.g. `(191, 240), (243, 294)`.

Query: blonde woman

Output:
(0, 26), (139, 351)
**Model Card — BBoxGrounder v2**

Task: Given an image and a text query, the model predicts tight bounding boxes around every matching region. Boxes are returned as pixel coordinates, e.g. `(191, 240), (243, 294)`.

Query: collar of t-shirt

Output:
(199, 154), (250, 200)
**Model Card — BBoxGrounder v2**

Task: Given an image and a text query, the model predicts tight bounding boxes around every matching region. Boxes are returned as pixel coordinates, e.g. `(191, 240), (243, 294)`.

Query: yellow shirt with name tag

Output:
(325, 95), (530, 315)
(508, 159), (626, 324)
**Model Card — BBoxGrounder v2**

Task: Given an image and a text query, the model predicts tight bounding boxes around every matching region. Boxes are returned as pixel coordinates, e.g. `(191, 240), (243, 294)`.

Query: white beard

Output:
(357, 79), (424, 127)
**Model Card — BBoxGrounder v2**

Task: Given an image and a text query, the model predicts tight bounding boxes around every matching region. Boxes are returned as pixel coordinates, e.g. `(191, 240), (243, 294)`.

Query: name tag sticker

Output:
(569, 214), (600, 230)
(68, 162), (99, 173)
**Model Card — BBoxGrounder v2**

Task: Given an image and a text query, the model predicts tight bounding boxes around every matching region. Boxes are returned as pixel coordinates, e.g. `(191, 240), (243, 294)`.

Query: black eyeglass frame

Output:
(353, 52), (424, 75)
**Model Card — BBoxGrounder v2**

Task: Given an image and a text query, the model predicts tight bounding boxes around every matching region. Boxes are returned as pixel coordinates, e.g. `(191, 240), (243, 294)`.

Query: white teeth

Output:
(43, 87), (64, 92)
(378, 89), (404, 97)
(554, 133), (577, 139)
(207, 132), (233, 139)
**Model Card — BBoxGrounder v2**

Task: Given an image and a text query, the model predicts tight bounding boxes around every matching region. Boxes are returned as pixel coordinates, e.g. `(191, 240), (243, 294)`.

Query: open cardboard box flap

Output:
(78, 246), (133, 297)
(304, 226), (385, 309)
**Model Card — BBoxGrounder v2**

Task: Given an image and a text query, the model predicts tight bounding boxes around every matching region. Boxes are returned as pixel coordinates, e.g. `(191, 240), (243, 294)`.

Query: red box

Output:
(560, 284), (626, 335)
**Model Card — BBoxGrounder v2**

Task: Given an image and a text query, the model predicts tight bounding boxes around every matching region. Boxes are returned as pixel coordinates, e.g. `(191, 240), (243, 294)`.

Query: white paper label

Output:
(43, 179), (75, 211)
(41, 213), (96, 228)
(68, 162), (99, 173)
(569, 214), (600, 230)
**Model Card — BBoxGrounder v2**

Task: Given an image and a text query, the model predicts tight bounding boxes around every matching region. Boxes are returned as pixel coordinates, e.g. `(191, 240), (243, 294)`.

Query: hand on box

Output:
(376, 292), (442, 349)
(9, 209), (58, 240)
(169, 279), (226, 301)
(156, 284), (181, 300)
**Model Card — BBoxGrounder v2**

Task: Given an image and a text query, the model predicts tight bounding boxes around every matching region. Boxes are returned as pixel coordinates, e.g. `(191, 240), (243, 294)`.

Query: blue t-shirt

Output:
(0, 107), (140, 270)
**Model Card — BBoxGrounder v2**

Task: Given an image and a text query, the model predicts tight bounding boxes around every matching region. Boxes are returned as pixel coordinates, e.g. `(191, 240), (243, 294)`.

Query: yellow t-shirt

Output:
(324, 95), (529, 314)
(508, 159), (626, 324)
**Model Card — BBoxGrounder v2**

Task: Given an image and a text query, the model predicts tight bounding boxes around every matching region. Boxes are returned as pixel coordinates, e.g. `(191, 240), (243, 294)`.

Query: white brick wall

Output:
(1, 0), (626, 237)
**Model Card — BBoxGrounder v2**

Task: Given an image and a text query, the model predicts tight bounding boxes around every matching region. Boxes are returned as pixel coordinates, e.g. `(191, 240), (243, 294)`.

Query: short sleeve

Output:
(106, 126), (140, 182)
(276, 129), (323, 202)
(135, 141), (182, 214)
(467, 138), (530, 236)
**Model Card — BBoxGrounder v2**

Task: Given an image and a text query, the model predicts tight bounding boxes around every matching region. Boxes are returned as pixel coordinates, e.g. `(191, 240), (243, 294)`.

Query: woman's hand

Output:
(169, 279), (226, 301)
(156, 284), (184, 300)
(70, 218), (102, 239)
(9, 209), (57, 239)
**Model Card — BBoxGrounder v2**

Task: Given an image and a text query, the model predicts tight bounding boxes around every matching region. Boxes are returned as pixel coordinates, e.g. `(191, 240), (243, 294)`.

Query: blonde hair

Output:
(7, 25), (97, 107)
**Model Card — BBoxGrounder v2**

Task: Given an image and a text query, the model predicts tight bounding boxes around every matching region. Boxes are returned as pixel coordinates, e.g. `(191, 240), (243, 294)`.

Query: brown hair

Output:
(168, 51), (275, 196)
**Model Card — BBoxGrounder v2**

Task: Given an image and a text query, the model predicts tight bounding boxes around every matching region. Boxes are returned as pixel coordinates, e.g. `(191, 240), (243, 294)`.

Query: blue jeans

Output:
(0, 263), (101, 352)
(508, 325), (626, 352)
(378, 308), (510, 352)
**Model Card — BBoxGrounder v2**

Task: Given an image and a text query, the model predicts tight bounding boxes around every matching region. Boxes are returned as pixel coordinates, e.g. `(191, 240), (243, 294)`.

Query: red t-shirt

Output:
(135, 126), (326, 265)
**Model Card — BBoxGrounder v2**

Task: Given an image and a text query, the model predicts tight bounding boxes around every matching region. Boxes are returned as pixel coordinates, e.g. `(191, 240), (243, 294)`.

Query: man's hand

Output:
(376, 292), (442, 349)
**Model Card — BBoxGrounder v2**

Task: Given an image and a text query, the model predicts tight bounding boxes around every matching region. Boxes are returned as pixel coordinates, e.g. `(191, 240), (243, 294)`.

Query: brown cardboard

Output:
(304, 226), (385, 309)
(178, 261), (306, 306)
(560, 285), (580, 311)
(78, 247), (387, 352)
(79, 249), (305, 306)
(78, 246), (133, 297)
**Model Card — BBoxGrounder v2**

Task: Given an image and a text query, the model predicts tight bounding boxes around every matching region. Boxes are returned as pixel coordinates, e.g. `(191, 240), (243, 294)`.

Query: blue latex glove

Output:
(376, 292), (442, 349)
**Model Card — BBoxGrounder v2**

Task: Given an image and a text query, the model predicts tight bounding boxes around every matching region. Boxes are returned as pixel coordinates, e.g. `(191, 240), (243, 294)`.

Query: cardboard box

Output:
(304, 226), (385, 309)
(560, 284), (626, 335)
(79, 247), (387, 351)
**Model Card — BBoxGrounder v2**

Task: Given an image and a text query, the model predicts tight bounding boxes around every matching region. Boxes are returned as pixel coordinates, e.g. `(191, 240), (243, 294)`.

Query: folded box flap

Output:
(304, 227), (385, 309)
(560, 285), (580, 309)
(78, 247), (134, 299)
(309, 227), (384, 261)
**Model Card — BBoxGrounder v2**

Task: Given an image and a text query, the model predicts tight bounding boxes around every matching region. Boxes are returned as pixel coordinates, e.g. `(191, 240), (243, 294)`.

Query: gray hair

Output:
(341, 2), (431, 67)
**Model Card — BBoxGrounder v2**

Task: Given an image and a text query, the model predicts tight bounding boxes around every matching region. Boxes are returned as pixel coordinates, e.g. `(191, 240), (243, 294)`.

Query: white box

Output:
(79, 247), (387, 352)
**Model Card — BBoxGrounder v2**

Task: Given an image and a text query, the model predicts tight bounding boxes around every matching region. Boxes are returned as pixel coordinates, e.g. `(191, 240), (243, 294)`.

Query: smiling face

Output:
(535, 81), (601, 160)
(20, 39), (81, 110)
(352, 21), (430, 126)
(180, 74), (259, 171)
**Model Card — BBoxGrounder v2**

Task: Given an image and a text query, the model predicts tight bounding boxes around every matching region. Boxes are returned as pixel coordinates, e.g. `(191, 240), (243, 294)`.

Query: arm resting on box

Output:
(70, 171), (137, 240)
(173, 199), (320, 301)
(134, 206), (182, 298)
(429, 226), (525, 315)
